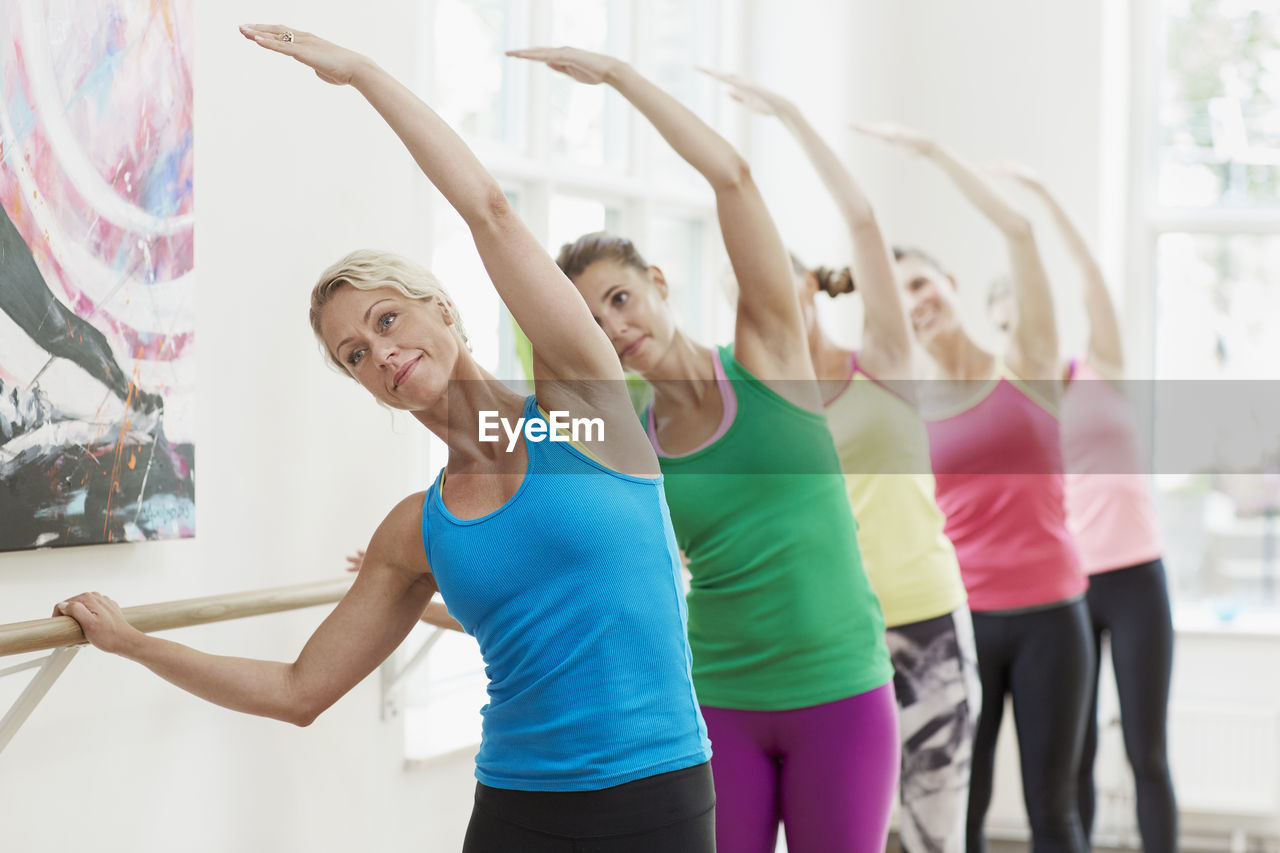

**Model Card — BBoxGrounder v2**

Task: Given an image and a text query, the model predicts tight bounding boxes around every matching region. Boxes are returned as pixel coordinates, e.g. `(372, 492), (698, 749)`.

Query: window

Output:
(400, 0), (741, 763)
(1141, 0), (1280, 614)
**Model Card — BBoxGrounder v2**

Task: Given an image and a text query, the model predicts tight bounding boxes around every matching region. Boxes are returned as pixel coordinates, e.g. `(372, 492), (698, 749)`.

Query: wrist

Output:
(115, 627), (153, 661)
(601, 58), (632, 87)
(348, 55), (382, 90)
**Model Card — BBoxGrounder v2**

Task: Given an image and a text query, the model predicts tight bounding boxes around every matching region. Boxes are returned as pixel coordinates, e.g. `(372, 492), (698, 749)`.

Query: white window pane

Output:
(1158, 0), (1280, 208)
(648, 212), (706, 335)
(1155, 232), (1280, 380)
(549, 195), (621, 252)
(550, 0), (629, 169)
(641, 0), (720, 186)
(1152, 232), (1280, 608)
(434, 0), (526, 151)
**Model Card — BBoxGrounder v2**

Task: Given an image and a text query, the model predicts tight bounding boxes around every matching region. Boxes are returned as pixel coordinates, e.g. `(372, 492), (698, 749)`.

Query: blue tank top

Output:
(422, 394), (711, 791)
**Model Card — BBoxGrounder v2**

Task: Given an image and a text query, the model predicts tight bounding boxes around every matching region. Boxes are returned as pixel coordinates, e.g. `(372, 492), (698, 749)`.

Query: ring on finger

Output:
(280, 31), (294, 42)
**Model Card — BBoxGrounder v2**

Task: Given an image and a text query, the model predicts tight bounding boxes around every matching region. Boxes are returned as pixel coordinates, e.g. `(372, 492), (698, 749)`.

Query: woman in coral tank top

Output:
(859, 124), (1093, 853)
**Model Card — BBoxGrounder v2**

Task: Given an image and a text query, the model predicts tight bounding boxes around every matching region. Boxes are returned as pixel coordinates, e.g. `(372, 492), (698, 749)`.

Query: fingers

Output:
(55, 592), (119, 619)
(506, 47), (560, 62)
(696, 66), (735, 84)
(849, 120), (890, 137)
(54, 597), (95, 626)
(238, 24), (304, 56)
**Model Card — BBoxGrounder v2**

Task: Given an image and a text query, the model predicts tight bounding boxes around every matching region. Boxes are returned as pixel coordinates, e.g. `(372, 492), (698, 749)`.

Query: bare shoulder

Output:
(367, 491), (433, 581)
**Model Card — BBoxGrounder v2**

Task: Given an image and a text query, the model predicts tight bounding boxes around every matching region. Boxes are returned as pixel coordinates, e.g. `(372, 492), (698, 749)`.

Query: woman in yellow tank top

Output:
(706, 71), (980, 853)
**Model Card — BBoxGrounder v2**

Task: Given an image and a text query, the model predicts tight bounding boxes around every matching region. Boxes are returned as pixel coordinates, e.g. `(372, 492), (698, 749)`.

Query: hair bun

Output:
(814, 266), (855, 297)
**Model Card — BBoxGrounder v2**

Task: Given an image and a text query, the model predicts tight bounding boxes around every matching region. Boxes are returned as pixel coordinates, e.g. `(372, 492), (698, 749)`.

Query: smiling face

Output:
(897, 253), (962, 345)
(571, 258), (678, 375)
(317, 284), (460, 411)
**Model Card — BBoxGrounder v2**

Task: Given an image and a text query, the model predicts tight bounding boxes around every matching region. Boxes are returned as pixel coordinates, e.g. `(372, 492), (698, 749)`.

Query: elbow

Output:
(467, 183), (517, 233)
(712, 155), (754, 194)
(284, 670), (334, 727)
(846, 210), (881, 236)
(1002, 215), (1035, 243)
(290, 710), (319, 728)
(288, 697), (329, 728)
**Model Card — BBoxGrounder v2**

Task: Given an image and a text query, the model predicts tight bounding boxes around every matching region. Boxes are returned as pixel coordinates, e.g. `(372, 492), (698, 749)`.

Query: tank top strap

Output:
(995, 354), (1059, 417)
(823, 351), (859, 407)
(645, 347), (737, 458)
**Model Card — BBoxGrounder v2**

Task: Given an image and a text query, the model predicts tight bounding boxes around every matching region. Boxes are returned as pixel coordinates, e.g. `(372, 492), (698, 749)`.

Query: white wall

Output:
(0, 3), (477, 851)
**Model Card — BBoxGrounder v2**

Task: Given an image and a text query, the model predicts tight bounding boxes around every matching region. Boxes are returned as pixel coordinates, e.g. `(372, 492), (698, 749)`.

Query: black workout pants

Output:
(462, 762), (715, 853)
(1078, 558), (1177, 852)
(968, 598), (1094, 853)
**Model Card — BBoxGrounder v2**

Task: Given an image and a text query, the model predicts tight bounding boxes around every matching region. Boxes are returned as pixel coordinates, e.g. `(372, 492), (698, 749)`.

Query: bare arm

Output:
(856, 123), (1060, 381)
(509, 47), (811, 381)
(992, 163), (1124, 379)
(706, 72), (912, 378)
(57, 494), (437, 726)
(240, 25), (622, 385)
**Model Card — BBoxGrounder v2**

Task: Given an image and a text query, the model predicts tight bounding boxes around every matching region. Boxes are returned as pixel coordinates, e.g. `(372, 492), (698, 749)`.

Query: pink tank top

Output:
(1061, 359), (1163, 574)
(925, 367), (1085, 612)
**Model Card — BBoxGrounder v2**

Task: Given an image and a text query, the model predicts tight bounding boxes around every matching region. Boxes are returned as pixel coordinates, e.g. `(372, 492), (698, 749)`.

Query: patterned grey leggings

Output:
(885, 606), (982, 853)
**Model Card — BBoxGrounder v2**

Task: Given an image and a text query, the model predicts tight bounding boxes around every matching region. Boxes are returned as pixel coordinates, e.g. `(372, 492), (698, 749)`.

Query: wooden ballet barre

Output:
(0, 577), (464, 658)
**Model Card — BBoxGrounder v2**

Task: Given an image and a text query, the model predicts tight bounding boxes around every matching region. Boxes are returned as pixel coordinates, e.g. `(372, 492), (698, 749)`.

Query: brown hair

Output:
(787, 250), (855, 298)
(556, 232), (649, 281)
(813, 266), (855, 296)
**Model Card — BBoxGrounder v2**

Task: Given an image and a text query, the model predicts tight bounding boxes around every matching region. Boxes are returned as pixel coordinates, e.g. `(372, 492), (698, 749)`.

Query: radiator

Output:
(1168, 703), (1280, 817)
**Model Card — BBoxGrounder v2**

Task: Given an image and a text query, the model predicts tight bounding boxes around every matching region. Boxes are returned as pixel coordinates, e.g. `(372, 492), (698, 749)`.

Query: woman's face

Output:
(897, 255), (961, 345)
(318, 284), (460, 410)
(572, 258), (677, 374)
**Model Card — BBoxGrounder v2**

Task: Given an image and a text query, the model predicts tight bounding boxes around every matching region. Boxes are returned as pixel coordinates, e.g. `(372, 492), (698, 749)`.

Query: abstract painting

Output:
(0, 0), (194, 551)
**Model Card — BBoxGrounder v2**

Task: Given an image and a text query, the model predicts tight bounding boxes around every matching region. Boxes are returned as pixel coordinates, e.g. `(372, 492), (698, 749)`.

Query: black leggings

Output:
(968, 598), (1094, 853)
(1078, 558), (1177, 851)
(462, 762), (715, 852)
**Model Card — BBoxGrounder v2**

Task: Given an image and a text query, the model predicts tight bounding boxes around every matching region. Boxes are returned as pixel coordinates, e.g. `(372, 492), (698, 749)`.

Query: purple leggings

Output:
(701, 683), (900, 853)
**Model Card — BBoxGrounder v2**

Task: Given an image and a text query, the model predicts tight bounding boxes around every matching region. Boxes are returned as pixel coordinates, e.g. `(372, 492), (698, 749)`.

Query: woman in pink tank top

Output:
(988, 164), (1177, 853)
(859, 124), (1093, 853)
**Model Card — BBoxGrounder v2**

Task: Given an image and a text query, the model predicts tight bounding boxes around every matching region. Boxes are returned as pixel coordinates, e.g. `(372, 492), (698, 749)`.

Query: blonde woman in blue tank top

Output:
(56, 26), (713, 852)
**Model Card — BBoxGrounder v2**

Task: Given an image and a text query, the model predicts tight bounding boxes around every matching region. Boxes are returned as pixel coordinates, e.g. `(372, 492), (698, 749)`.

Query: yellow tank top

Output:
(824, 353), (967, 627)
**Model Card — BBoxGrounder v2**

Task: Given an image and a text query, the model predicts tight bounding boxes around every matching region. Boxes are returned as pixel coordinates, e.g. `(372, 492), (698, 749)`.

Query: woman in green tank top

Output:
(510, 46), (898, 853)
(707, 72), (982, 853)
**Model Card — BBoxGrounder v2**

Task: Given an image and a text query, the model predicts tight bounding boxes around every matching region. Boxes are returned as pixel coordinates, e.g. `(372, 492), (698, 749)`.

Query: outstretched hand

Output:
(239, 24), (369, 86)
(851, 121), (938, 156)
(346, 548), (367, 574)
(699, 68), (792, 118)
(506, 47), (622, 85)
(54, 592), (142, 655)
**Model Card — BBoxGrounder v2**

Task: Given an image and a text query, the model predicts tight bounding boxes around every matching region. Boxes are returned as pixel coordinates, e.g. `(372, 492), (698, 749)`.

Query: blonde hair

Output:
(310, 249), (470, 373)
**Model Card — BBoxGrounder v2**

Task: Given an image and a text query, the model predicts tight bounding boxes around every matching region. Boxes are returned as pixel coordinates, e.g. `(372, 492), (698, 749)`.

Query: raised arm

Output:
(706, 72), (912, 378)
(509, 47), (811, 380)
(856, 123), (1060, 381)
(57, 494), (437, 726)
(990, 163), (1124, 379)
(240, 25), (622, 384)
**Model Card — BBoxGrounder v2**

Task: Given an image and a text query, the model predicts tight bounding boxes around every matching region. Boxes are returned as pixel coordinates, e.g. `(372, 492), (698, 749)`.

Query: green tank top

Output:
(646, 345), (892, 710)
